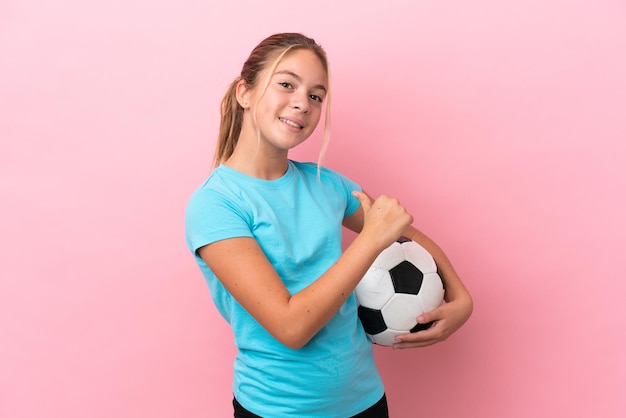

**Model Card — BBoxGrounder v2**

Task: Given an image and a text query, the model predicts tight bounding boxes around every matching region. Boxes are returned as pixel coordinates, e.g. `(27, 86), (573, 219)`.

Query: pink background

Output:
(2, 1), (625, 417)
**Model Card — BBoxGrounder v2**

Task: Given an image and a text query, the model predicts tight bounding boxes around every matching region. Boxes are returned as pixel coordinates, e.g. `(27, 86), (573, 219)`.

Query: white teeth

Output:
(280, 118), (302, 129)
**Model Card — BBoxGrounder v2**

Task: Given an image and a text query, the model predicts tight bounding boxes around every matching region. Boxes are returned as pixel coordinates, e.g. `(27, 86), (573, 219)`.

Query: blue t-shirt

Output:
(185, 160), (384, 417)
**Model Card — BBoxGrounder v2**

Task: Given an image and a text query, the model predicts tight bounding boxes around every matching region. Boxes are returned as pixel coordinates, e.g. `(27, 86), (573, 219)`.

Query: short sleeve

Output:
(185, 187), (253, 255)
(340, 175), (362, 218)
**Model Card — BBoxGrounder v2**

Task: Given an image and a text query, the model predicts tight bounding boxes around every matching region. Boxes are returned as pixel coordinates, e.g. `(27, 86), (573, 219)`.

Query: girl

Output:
(185, 33), (473, 418)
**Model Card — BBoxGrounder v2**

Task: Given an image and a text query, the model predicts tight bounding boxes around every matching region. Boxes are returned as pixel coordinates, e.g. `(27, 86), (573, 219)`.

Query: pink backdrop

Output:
(2, 1), (625, 417)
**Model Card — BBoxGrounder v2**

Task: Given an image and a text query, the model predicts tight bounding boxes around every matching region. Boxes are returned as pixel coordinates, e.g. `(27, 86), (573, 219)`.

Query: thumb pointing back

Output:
(352, 190), (372, 213)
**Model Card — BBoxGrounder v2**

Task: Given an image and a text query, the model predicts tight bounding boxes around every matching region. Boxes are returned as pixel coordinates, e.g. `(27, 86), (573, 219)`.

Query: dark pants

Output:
(233, 394), (389, 418)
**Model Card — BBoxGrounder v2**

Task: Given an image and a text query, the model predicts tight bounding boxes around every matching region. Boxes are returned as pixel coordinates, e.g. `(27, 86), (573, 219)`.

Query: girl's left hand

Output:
(391, 295), (473, 349)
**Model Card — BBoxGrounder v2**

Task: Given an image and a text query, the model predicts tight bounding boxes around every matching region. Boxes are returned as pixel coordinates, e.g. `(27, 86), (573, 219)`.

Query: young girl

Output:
(185, 33), (473, 418)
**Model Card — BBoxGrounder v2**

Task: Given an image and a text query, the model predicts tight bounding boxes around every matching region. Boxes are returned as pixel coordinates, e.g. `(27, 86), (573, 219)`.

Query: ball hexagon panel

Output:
(419, 272), (445, 312)
(354, 267), (395, 310)
(369, 328), (406, 347)
(371, 241), (406, 270)
(381, 293), (423, 330)
(403, 241), (437, 274)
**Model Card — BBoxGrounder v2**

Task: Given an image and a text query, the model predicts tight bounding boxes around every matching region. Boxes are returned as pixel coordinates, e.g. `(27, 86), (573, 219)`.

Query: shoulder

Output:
(185, 168), (254, 251)
(189, 166), (244, 201)
(186, 166), (249, 219)
(290, 160), (360, 187)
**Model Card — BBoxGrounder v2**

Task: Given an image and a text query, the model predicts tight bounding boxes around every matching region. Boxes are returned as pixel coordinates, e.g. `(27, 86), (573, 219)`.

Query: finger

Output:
(352, 190), (372, 213)
(415, 313), (435, 327)
(417, 301), (447, 324)
(392, 322), (443, 348)
(392, 330), (438, 349)
(392, 339), (437, 349)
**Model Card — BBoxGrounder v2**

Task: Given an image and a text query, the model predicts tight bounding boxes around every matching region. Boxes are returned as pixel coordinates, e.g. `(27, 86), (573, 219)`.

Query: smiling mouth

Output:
(279, 117), (303, 129)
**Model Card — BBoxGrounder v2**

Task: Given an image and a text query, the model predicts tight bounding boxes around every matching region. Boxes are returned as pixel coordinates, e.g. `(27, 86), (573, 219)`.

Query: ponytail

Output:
(214, 77), (243, 167)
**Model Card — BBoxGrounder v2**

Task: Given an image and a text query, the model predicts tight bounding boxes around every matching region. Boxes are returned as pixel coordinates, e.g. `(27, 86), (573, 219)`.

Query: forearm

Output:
(402, 225), (472, 306)
(282, 233), (383, 348)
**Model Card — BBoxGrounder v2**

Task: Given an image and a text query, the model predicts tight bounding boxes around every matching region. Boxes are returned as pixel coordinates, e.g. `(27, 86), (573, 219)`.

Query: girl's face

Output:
(240, 49), (328, 154)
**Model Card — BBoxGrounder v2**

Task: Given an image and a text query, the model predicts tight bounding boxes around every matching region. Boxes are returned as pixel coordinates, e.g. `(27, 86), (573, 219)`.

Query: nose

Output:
(292, 93), (310, 113)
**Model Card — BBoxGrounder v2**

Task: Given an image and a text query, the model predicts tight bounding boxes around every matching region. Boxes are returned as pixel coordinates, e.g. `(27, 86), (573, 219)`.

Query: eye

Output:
(278, 82), (293, 89)
(309, 94), (323, 103)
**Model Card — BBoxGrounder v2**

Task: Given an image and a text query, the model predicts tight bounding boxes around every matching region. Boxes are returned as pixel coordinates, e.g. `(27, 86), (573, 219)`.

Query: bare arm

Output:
(198, 192), (412, 349)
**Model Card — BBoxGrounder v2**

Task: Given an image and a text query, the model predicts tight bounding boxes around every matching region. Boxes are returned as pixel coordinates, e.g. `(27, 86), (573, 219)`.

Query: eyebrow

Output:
(274, 70), (327, 92)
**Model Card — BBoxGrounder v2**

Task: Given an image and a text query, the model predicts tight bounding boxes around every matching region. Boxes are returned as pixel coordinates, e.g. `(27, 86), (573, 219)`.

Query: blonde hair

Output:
(214, 33), (331, 168)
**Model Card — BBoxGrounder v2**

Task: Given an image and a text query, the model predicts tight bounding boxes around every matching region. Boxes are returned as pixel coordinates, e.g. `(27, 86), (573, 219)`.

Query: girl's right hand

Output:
(352, 191), (413, 251)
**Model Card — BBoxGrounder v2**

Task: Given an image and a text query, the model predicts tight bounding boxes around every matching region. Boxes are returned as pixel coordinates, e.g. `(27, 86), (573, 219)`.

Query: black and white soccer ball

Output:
(355, 237), (445, 346)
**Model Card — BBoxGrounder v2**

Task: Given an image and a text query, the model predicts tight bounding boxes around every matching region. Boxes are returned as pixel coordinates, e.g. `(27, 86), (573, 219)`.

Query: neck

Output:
(225, 147), (289, 180)
(225, 118), (292, 180)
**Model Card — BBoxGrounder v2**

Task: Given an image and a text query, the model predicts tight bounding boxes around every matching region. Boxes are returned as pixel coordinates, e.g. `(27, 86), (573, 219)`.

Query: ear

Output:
(236, 79), (251, 109)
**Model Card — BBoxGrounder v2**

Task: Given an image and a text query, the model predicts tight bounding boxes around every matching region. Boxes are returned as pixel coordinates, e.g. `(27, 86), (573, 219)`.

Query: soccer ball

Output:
(355, 237), (445, 346)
